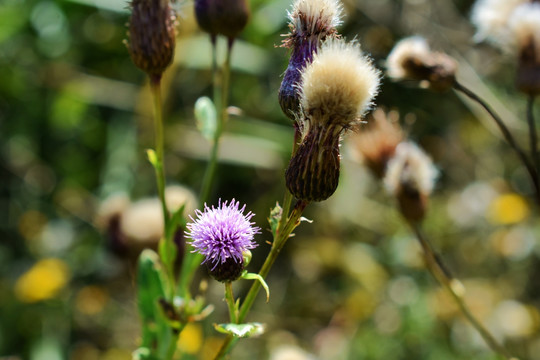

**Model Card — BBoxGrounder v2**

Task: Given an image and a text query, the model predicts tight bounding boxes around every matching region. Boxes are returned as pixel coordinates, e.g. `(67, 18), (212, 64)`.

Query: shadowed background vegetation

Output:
(2, 0), (540, 359)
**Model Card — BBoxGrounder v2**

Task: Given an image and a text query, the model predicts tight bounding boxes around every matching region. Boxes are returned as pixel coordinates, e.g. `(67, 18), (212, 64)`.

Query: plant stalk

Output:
(225, 282), (238, 323)
(411, 224), (517, 360)
(453, 81), (540, 205)
(527, 95), (538, 177)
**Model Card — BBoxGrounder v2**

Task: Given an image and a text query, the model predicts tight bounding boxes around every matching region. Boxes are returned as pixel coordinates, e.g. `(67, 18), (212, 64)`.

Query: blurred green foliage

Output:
(1, 0), (540, 359)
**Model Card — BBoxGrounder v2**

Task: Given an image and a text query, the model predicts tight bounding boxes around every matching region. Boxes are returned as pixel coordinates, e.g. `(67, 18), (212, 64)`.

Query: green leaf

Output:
(136, 250), (168, 349)
(166, 204), (186, 240)
(146, 149), (159, 169)
(194, 96), (217, 142)
(241, 272), (270, 302)
(268, 202), (282, 237)
(213, 322), (265, 338)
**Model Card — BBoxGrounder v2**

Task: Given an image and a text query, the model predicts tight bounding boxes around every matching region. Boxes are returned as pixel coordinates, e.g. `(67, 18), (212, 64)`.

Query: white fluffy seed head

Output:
(289, 0), (343, 37)
(471, 0), (527, 48)
(386, 36), (431, 79)
(299, 39), (381, 127)
(384, 141), (438, 197)
(508, 3), (540, 51)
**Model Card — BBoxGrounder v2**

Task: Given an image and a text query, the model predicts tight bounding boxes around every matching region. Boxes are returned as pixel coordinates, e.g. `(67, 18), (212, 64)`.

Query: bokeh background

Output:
(2, 0), (540, 359)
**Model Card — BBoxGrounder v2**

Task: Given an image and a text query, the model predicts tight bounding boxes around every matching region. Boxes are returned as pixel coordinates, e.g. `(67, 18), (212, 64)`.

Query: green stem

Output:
(178, 38), (235, 297)
(150, 76), (170, 231)
(527, 95), (538, 177)
(453, 81), (540, 205)
(214, 200), (309, 359)
(276, 128), (301, 234)
(411, 224), (517, 360)
(150, 75), (178, 360)
(225, 282), (238, 323)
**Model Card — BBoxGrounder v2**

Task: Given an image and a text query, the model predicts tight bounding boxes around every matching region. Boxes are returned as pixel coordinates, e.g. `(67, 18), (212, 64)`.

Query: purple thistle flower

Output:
(186, 199), (260, 275)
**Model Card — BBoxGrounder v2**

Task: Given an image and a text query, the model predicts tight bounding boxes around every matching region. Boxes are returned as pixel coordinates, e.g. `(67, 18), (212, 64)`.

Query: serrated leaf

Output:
(194, 96), (217, 142)
(166, 204), (186, 240)
(213, 322), (265, 338)
(158, 238), (177, 281)
(268, 202), (282, 237)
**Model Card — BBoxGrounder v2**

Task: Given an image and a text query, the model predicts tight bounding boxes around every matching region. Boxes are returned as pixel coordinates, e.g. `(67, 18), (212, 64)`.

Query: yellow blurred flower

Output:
(76, 286), (109, 315)
(488, 193), (529, 225)
(15, 258), (70, 303)
(177, 323), (203, 355)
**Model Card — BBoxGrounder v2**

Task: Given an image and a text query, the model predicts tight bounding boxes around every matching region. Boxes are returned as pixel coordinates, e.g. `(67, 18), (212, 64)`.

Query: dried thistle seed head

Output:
(127, 0), (177, 77)
(194, 0), (250, 39)
(279, 0), (343, 119)
(384, 142), (438, 224)
(386, 36), (457, 92)
(471, 0), (526, 48)
(287, 0), (342, 42)
(349, 109), (404, 179)
(285, 124), (341, 201)
(300, 39), (381, 127)
(508, 3), (540, 94)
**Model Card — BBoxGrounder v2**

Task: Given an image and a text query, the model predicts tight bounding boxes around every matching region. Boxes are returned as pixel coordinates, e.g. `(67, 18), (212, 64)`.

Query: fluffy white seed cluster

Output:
(386, 36), (431, 79)
(289, 0), (343, 36)
(471, 0), (538, 52)
(384, 141), (438, 197)
(300, 39), (381, 126)
(508, 3), (540, 50)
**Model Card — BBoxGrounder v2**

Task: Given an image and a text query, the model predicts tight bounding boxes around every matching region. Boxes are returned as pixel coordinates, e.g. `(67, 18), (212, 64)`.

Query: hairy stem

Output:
(453, 81), (540, 205)
(411, 224), (517, 360)
(225, 282), (238, 324)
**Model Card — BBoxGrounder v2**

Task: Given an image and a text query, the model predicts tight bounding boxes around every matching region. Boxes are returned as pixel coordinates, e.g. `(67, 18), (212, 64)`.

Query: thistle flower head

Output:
(126, 0), (177, 77)
(186, 199), (260, 281)
(279, 0), (343, 119)
(471, 0), (526, 47)
(385, 36), (457, 91)
(194, 0), (250, 40)
(386, 36), (431, 79)
(287, 0), (342, 43)
(509, 2), (540, 94)
(349, 109), (404, 179)
(300, 39), (381, 127)
(384, 141), (438, 223)
(285, 39), (380, 202)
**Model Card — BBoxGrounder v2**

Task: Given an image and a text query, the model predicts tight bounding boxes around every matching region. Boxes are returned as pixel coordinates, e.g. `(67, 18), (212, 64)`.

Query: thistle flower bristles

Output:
(300, 39), (381, 127)
(285, 39), (381, 202)
(386, 36), (457, 92)
(279, 0), (343, 119)
(384, 141), (438, 224)
(126, 0), (177, 79)
(185, 199), (260, 282)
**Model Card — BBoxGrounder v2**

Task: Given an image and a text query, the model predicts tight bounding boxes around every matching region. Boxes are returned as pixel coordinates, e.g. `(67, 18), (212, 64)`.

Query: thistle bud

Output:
(194, 0), (250, 40)
(279, 0), (342, 119)
(127, 0), (177, 78)
(384, 142), (438, 224)
(349, 109), (404, 179)
(286, 39), (381, 201)
(508, 3), (540, 94)
(470, 0), (525, 48)
(386, 36), (457, 92)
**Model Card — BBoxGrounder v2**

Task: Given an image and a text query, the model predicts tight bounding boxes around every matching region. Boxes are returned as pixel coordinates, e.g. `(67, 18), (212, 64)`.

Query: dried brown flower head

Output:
(286, 39), (381, 201)
(126, 0), (177, 78)
(349, 109), (404, 179)
(194, 0), (250, 40)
